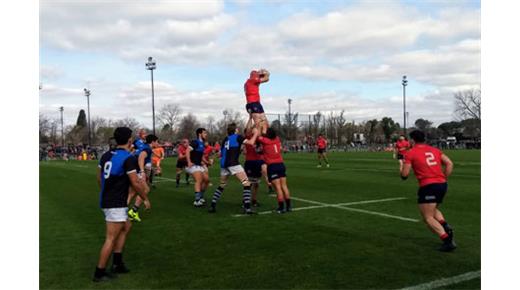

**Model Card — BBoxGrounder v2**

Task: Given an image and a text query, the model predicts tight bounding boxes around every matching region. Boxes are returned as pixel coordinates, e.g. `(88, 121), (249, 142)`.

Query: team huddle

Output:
(92, 69), (458, 282)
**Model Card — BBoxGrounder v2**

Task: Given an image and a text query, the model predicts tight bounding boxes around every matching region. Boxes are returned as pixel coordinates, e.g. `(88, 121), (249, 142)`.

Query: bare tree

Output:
(158, 104), (182, 133)
(176, 113), (201, 140)
(454, 88), (481, 120)
(39, 113), (51, 143)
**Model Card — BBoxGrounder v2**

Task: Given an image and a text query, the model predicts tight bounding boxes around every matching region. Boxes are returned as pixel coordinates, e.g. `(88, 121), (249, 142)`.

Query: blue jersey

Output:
(135, 143), (152, 165)
(189, 139), (205, 166)
(221, 134), (245, 168)
(98, 148), (138, 208)
(133, 138), (145, 154)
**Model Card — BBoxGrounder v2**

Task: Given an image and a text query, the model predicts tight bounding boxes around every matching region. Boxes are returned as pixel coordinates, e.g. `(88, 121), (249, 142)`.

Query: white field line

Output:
(400, 270), (481, 290)
(334, 167), (480, 178)
(232, 196), (418, 222)
(290, 196), (419, 222)
(155, 176), (178, 182)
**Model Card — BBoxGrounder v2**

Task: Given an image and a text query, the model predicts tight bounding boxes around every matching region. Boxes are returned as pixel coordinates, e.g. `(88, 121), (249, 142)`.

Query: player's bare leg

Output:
(419, 203), (446, 236)
(271, 179), (285, 213)
(208, 175), (229, 212)
(280, 177), (292, 211)
(111, 220), (132, 273)
(192, 171), (205, 206)
(95, 222), (124, 279)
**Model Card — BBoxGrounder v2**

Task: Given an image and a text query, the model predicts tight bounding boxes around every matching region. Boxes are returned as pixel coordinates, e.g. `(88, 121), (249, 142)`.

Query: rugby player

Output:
(175, 139), (190, 187)
(186, 128), (210, 207)
(127, 134), (158, 222)
(93, 127), (150, 282)
(316, 134), (330, 168)
(400, 130), (456, 252)
(208, 123), (257, 214)
(244, 68), (270, 133)
(395, 135), (410, 171)
(243, 125), (264, 207)
(151, 143), (165, 176)
(249, 127), (291, 213)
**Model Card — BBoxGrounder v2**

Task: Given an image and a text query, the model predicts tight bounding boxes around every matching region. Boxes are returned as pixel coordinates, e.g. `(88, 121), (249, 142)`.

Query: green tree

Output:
(380, 117), (397, 142)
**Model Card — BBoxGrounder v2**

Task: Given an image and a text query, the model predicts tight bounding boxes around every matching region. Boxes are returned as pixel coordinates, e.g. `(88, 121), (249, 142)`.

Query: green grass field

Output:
(40, 150), (481, 289)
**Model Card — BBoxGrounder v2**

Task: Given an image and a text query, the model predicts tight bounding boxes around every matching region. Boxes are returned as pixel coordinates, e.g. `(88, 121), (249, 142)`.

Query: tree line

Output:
(39, 89), (481, 146)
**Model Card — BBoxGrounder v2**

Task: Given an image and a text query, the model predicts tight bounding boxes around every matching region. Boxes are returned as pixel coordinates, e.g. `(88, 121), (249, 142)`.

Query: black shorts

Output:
(318, 148), (326, 154)
(244, 160), (264, 178)
(267, 163), (286, 182)
(397, 153), (404, 160)
(176, 159), (187, 169)
(417, 183), (448, 204)
(246, 102), (264, 114)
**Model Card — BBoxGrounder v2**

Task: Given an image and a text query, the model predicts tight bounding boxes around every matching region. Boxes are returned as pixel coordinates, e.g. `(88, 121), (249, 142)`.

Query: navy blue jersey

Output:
(135, 143), (152, 165)
(98, 148), (138, 208)
(189, 139), (205, 166)
(221, 134), (245, 168)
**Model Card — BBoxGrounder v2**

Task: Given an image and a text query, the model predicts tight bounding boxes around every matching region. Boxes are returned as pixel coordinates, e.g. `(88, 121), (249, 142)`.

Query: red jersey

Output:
(244, 77), (261, 103)
(244, 143), (262, 161)
(404, 144), (447, 187)
(396, 139), (410, 153)
(214, 143), (221, 153)
(257, 136), (283, 164)
(177, 145), (187, 160)
(317, 137), (327, 149)
(203, 145), (213, 158)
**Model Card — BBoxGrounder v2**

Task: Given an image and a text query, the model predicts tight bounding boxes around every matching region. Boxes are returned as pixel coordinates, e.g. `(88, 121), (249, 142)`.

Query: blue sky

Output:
(39, 0), (480, 127)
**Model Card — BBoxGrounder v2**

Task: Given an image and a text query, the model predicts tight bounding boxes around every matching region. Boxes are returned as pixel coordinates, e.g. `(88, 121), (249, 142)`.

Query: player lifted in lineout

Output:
(244, 68), (270, 134)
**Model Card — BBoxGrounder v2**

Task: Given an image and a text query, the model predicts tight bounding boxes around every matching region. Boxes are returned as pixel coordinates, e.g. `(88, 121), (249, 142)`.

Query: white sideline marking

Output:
(232, 196), (418, 222)
(400, 270), (481, 290)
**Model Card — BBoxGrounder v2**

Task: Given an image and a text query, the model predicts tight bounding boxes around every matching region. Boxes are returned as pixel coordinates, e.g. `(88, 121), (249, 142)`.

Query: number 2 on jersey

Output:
(425, 152), (437, 166)
(103, 161), (112, 179)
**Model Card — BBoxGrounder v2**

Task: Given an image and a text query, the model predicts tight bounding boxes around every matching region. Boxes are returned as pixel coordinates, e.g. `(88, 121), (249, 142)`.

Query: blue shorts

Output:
(267, 163), (286, 182)
(245, 160), (264, 178)
(417, 183), (448, 204)
(246, 102), (264, 114)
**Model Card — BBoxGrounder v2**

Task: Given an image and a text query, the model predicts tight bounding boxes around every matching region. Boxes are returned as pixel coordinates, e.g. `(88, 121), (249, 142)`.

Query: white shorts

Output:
(186, 165), (206, 175)
(102, 207), (128, 222)
(220, 165), (245, 176)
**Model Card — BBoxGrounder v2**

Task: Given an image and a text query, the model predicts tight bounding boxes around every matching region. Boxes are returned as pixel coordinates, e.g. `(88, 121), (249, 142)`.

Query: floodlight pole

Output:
(288, 98), (292, 139)
(402, 75), (408, 136)
(84, 88), (91, 147)
(59, 106), (64, 146)
(146, 56), (157, 135)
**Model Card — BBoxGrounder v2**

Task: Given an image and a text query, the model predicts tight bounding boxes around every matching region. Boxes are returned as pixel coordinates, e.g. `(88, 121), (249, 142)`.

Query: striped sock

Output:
(243, 185), (252, 209)
(212, 186), (224, 204)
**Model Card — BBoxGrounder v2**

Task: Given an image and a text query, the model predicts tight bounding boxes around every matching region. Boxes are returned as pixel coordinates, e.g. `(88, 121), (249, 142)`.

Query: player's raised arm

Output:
(441, 154), (453, 177)
(138, 150), (148, 174)
(259, 69), (270, 83)
(244, 128), (260, 145)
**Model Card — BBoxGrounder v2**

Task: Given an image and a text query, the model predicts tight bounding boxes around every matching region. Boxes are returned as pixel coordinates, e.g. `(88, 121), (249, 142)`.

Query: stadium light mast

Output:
(59, 106), (64, 146)
(402, 75), (408, 136)
(223, 110), (228, 124)
(288, 98), (292, 139)
(83, 88), (91, 147)
(146, 56), (157, 135)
